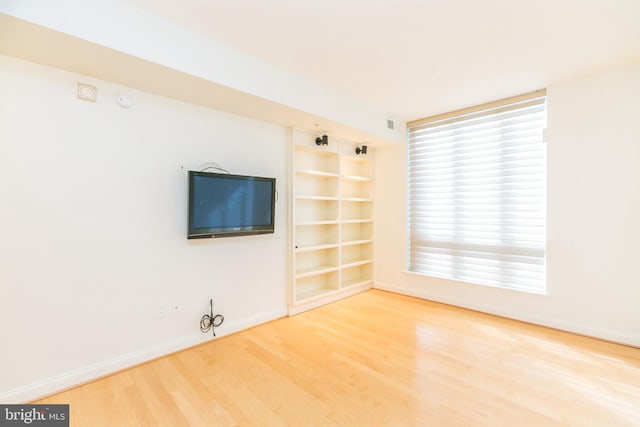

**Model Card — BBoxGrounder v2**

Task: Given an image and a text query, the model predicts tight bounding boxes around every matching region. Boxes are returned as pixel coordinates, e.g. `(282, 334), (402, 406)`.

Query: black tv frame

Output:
(188, 171), (276, 239)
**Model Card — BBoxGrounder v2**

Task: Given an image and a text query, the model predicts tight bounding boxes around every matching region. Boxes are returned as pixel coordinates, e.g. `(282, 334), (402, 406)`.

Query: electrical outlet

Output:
(172, 304), (181, 314)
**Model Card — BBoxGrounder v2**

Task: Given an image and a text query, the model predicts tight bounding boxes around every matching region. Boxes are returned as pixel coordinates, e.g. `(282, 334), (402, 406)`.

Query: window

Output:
(407, 90), (547, 294)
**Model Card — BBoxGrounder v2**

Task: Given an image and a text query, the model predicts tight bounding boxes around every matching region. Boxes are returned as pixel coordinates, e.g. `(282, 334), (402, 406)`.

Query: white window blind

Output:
(408, 90), (547, 294)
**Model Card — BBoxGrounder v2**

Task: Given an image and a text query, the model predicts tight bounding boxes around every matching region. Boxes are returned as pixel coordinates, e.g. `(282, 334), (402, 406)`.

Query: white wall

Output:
(0, 0), (405, 145)
(0, 54), (289, 402)
(374, 63), (640, 346)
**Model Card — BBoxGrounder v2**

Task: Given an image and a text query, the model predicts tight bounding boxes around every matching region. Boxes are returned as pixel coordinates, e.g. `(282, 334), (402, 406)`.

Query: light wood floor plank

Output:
(34, 290), (640, 426)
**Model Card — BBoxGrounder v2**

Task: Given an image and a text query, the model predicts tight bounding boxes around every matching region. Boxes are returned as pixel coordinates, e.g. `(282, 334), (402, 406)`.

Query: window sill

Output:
(402, 270), (549, 296)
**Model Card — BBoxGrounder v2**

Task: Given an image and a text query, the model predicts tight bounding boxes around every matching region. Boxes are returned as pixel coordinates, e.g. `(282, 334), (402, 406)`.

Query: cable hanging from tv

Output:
(200, 162), (229, 174)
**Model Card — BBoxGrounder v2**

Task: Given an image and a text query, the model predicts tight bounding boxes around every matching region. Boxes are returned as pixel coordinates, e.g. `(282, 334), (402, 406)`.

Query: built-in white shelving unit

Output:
(289, 129), (374, 315)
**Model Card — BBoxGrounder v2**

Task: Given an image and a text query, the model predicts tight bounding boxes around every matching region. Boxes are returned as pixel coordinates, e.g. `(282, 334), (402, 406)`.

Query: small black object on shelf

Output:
(315, 135), (328, 146)
(355, 145), (368, 155)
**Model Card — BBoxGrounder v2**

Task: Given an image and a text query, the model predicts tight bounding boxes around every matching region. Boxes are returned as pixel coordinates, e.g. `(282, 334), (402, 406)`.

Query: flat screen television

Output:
(188, 171), (276, 239)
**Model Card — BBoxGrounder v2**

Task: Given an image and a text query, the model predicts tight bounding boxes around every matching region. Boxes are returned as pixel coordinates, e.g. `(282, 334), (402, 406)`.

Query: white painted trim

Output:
(374, 281), (640, 348)
(0, 308), (286, 403)
(289, 283), (372, 316)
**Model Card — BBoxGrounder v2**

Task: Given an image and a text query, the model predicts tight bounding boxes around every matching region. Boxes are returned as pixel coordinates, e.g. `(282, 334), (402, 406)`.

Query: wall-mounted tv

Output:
(188, 171), (276, 239)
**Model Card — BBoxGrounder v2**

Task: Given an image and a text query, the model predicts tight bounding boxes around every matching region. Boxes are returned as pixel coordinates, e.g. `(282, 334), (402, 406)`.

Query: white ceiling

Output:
(123, 0), (640, 123)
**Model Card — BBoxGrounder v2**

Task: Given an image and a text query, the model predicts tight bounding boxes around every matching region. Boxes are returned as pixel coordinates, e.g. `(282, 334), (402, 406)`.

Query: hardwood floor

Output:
(34, 290), (640, 426)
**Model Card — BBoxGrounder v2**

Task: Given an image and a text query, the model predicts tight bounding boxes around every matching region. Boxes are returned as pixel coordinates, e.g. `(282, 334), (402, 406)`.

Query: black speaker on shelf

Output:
(315, 135), (328, 146)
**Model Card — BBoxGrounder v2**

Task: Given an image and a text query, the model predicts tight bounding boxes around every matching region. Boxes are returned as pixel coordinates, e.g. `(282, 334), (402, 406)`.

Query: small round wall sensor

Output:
(116, 94), (132, 108)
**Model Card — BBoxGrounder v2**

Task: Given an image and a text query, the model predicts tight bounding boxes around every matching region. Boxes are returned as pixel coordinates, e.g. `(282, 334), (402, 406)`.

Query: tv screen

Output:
(188, 171), (276, 239)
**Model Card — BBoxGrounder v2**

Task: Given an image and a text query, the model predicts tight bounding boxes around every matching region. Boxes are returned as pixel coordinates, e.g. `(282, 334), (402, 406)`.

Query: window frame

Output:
(406, 90), (548, 294)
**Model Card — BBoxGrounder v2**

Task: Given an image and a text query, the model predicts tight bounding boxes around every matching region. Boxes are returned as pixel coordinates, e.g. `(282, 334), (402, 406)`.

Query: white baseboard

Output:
(374, 281), (640, 348)
(288, 282), (372, 315)
(0, 308), (287, 404)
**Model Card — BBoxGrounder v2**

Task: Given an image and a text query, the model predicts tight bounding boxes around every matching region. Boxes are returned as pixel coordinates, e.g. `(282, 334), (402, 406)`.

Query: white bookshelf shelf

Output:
(291, 130), (374, 313)
(296, 220), (339, 226)
(341, 197), (372, 202)
(295, 144), (337, 156)
(295, 286), (338, 302)
(296, 169), (339, 178)
(296, 265), (340, 279)
(341, 219), (373, 224)
(341, 259), (373, 269)
(296, 195), (340, 201)
(295, 243), (340, 252)
(342, 175), (371, 182)
(341, 278), (374, 289)
(341, 239), (374, 247)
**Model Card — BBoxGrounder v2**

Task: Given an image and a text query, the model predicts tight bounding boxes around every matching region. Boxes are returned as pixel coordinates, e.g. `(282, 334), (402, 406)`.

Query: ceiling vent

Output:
(387, 119), (394, 130)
